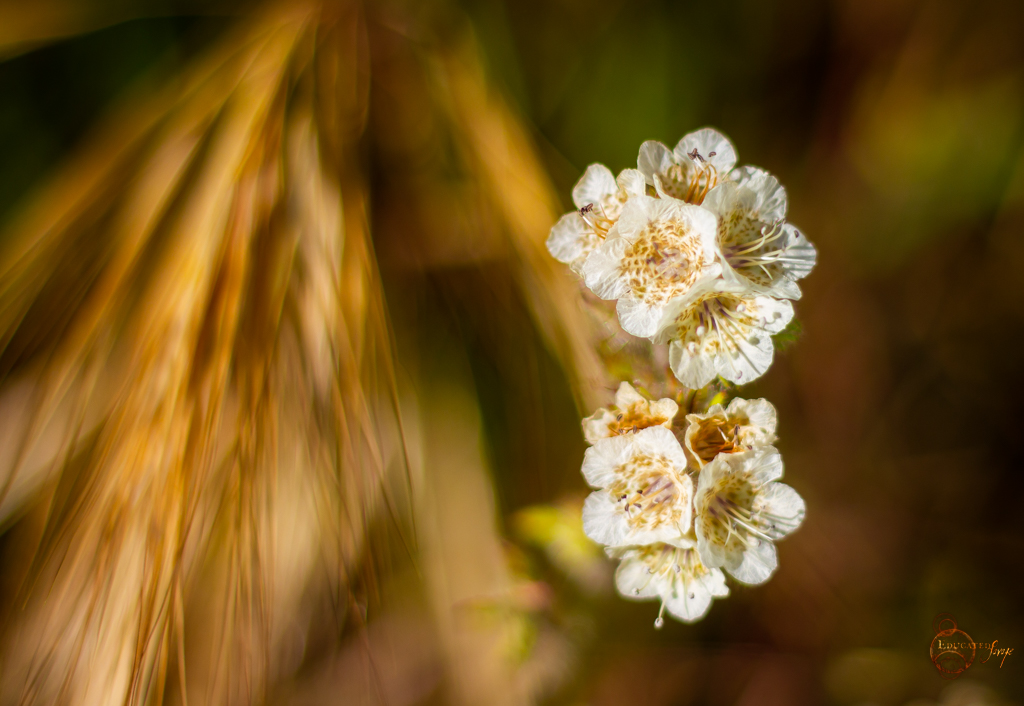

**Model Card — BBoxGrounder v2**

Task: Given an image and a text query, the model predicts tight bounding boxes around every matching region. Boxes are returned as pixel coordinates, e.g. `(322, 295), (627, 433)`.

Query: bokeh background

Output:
(0, 0), (1022, 704)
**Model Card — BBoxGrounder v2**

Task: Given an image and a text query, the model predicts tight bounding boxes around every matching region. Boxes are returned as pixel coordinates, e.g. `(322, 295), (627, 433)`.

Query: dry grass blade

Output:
(0, 3), (408, 705)
(431, 34), (611, 413)
(0, 1), (608, 704)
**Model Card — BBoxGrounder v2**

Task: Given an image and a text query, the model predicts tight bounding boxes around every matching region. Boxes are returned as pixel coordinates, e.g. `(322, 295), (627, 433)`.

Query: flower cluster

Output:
(548, 128), (816, 387)
(580, 385), (804, 624)
(547, 128), (813, 626)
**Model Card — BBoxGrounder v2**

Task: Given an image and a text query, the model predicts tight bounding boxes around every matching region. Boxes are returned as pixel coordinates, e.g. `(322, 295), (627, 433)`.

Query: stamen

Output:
(712, 301), (763, 373)
(730, 219), (786, 256)
(723, 506), (774, 542)
(697, 165), (718, 203)
(578, 202), (616, 238)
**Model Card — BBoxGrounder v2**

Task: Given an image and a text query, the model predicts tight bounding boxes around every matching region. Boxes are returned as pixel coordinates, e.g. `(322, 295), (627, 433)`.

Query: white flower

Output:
(702, 168), (816, 299)
(546, 164), (646, 274)
(638, 128), (737, 204)
(684, 397), (777, 468)
(693, 447), (805, 585)
(655, 287), (794, 388)
(582, 195), (720, 337)
(582, 382), (679, 445)
(581, 426), (692, 547)
(608, 539), (728, 626)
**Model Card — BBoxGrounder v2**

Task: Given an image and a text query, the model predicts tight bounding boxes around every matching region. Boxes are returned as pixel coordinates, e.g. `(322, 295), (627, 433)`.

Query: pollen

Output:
(606, 456), (686, 533)
(621, 219), (704, 305)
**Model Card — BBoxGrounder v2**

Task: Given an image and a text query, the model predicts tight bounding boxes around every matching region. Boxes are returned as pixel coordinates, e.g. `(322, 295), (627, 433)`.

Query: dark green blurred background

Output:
(2, 0), (1023, 703)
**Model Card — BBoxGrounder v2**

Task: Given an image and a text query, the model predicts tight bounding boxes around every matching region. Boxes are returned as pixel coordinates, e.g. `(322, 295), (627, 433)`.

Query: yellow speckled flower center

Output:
(607, 454), (686, 533)
(620, 219), (704, 305)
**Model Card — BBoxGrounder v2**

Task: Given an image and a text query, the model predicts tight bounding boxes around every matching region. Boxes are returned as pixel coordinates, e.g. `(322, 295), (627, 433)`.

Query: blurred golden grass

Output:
(0, 1), (608, 704)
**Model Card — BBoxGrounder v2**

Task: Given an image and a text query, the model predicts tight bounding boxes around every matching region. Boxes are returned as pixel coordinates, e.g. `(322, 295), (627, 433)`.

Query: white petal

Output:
(664, 577), (714, 622)
(686, 204), (720, 264)
(695, 451), (729, 496)
(748, 446), (784, 483)
(614, 381), (645, 409)
(572, 163), (617, 209)
(614, 553), (669, 600)
(617, 297), (670, 338)
(728, 165), (767, 188)
(582, 408), (616, 445)
(694, 523), (728, 569)
(637, 508), (693, 546)
(582, 491), (631, 546)
(769, 277), (803, 300)
(674, 128), (737, 173)
(632, 426), (689, 472)
(581, 237), (628, 300)
(779, 222), (817, 280)
(702, 179), (758, 217)
(702, 567), (730, 597)
(704, 403), (727, 417)
(638, 140), (674, 184)
(727, 537), (777, 585)
(756, 296), (795, 335)
(617, 168), (648, 198)
(580, 433), (635, 487)
(726, 397), (778, 439)
(546, 211), (592, 265)
(665, 535), (697, 550)
(613, 195), (658, 243)
(760, 482), (806, 537)
(716, 330), (775, 385)
(747, 171), (787, 221)
(649, 398), (680, 425)
(669, 339), (717, 388)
